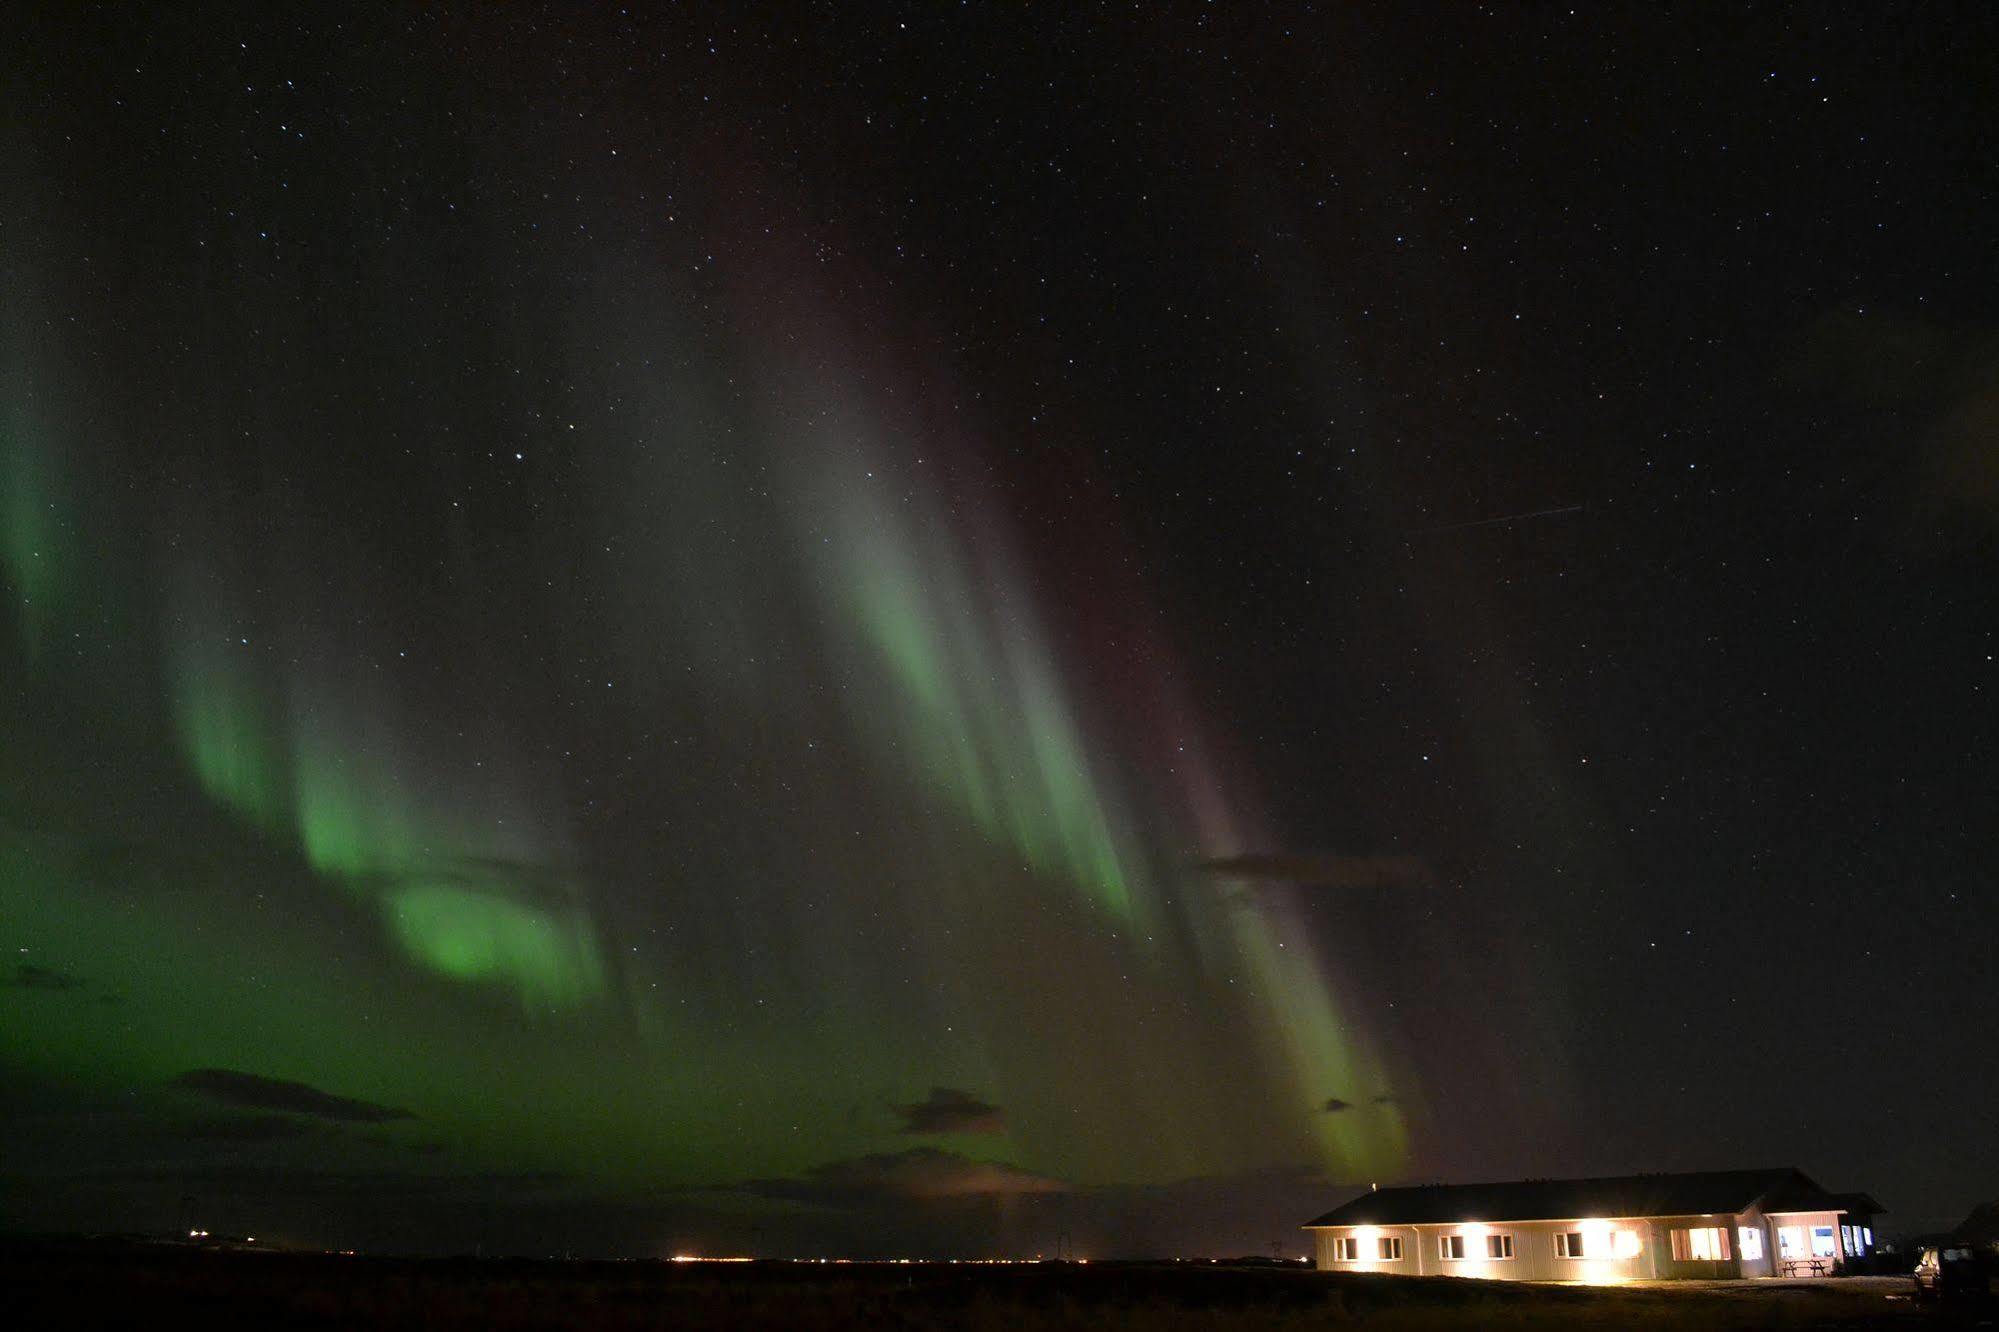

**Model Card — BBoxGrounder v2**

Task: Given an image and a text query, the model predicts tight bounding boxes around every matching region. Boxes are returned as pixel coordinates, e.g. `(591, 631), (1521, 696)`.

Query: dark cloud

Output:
(1198, 853), (1431, 890)
(1321, 1097), (1353, 1113)
(0, 963), (121, 1004)
(175, 1115), (314, 1143)
(172, 1069), (415, 1124)
(893, 1087), (1004, 1135)
(733, 1147), (1067, 1207)
(7, 962), (87, 991)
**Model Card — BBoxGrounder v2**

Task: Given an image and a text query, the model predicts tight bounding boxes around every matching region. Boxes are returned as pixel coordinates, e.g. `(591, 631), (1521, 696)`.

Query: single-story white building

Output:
(1304, 1167), (1881, 1282)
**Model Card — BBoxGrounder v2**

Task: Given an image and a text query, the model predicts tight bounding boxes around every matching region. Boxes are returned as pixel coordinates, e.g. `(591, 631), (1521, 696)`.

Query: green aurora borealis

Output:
(17, 0), (1999, 1261)
(0, 50), (1409, 1249)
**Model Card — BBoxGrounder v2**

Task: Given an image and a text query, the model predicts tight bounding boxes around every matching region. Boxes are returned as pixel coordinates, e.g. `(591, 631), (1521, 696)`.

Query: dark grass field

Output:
(2, 1241), (1973, 1330)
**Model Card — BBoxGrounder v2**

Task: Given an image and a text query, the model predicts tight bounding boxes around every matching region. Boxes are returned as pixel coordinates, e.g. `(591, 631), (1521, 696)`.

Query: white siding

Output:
(1650, 1214), (1748, 1279)
(1309, 1190), (1868, 1282)
(1735, 1207), (1776, 1278)
(1311, 1224), (1425, 1276)
(1767, 1210), (1845, 1273)
(1310, 1219), (1665, 1282)
(1308, 1213), (1831, 1282)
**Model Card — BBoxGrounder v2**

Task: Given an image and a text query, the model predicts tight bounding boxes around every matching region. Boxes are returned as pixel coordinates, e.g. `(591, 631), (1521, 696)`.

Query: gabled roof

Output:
(1813, 1191), (1885, 1218)
(1304, 1168), (1879, 1228)
(1759, 1180), (1885, 1216)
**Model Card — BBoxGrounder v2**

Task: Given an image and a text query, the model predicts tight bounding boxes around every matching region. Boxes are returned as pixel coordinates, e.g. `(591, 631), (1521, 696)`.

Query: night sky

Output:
(4, 4), (1995, 1258)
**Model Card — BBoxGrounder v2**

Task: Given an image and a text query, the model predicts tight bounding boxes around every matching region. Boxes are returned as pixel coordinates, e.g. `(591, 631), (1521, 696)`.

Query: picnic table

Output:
(1783, 1258), (1831, 1276)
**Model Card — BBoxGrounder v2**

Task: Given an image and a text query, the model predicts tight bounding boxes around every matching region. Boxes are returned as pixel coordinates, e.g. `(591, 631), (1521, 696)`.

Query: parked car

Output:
(1912, 1242), (1994, 1302)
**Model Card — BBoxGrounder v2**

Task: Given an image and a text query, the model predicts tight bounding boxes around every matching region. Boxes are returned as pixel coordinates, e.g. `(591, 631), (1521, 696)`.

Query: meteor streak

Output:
(1409, 503), (1585, 535)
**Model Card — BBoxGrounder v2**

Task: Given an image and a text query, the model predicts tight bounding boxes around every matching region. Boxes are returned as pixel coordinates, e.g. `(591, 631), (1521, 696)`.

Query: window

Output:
(1486, 1233), (1514, 1260)
(1840, 1224), (1855, 1256)
(1671, 1227), (1731, 1261)
(1811, 1226), (1837, 1258)
(1862, 1227), (1873, 1250)
(1555, 1232), (1586, 1259)
(1331, 1237), (1359, 1262)
(1437, 1234), (1465, 1260)
(1737, 1227), (1764, 1261)
(1613, 1230), (1642, 1259)
(1377, 1236), (1403, 1261)
(1778, 1226), (1804, 1258)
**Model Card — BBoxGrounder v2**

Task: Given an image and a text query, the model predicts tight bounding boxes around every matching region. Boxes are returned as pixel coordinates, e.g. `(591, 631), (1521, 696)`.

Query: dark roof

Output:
(1822, 1192), (1885, 1218)
(1305, 1168), (1880, 1228)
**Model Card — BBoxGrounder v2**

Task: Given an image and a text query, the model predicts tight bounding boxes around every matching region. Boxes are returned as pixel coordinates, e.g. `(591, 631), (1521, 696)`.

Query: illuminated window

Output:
(1737, 1227), (1764, 1261)
(1613, 1230), (1642, 1259)
(1811, 1227), (1836, 1258)
(1778, 1226), (1804, 1258)
(1862, 1227), (1872, 1250)
(1555, 1232), (1586, 1259)
(1671, 1227), (1731, 1261)
(1840, 1225), (1854, 1256)
(1439, 1234), (1465, 1260)
(1377, 1236), (1403, 1261)
(1486, 1233), (1514, 1260)
(1332, 1237), (1359, 1262)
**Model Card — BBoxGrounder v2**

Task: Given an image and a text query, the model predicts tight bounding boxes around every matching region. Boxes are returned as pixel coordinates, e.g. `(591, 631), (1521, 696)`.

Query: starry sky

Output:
(3, 4), (1995, 1257)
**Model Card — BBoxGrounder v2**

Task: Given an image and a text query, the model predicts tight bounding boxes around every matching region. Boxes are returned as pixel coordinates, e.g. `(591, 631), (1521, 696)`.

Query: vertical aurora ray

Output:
(1007, 638), (1133, 917)
(165, 571), (294, 835)
(284, 682), (611, 1011)
(151, 556), (612, 1012)
(2, 62), (1440, 1229)
(172, 661), (291, 832)
(1223, 894), (1409, 1166)
(386, 877), (605, 1009)
(793, 423), (1141, 926)
(1097, 603), (1412, 1175)
(703, 255), (1417, 1178)
(288, 707), (427, 879)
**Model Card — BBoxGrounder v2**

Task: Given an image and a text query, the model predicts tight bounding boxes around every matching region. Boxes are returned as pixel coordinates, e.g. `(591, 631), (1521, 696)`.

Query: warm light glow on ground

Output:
(669, 1255), (754, 1264)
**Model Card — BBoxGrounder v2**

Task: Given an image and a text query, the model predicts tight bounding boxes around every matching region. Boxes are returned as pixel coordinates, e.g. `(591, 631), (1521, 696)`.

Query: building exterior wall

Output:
(1310, 1218), (1664, 1282)
(1649, 1213), (1746, 1279)
(1766, 1210), (1847, 1271)
(1311, 1223), (1426, 1277)
(1308, 1212), (1814, 1282)
(1735, 1206), (1776, 1278)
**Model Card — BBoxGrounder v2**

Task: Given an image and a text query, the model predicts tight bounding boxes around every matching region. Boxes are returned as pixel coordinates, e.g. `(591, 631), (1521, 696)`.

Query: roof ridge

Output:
(1356, 1166), (1801, 1192)
(1303, 1168), (1837, 1229)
